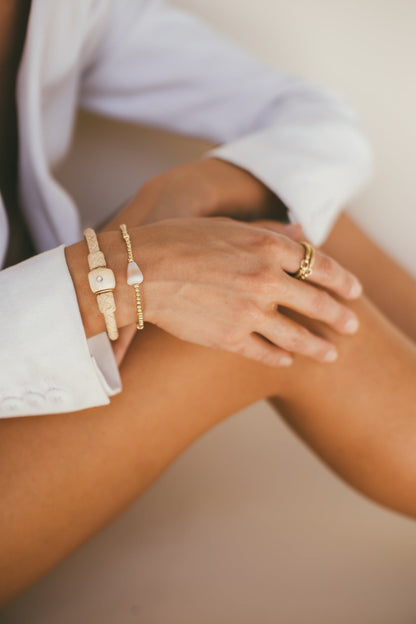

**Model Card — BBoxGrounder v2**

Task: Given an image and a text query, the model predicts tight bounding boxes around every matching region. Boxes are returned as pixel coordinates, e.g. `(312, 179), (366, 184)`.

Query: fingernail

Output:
(279, 355), (293, 367)
(349, 280), (363, 299)
(324, 348), (338, 363)
(344, 316), (359, 334)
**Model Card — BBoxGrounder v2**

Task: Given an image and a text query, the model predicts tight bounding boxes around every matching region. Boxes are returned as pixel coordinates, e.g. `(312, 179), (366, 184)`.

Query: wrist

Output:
(64, 226), (159, 338)
(140, 158), (281, 223)
(200, 157), (267, 212)
(199, 157), (288, 221)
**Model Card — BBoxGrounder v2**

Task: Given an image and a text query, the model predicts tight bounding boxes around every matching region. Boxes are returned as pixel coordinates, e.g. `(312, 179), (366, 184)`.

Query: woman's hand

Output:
(112, 216), (362, 367)
(99, 158), (292, 364)
(113, 158), (288, 228)
(95, 164), (361, 366)
(96, 161), (361, 366)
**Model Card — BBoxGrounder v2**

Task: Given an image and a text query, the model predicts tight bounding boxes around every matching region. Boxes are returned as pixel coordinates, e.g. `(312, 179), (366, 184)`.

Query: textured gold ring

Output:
(293, 241), (315, 281)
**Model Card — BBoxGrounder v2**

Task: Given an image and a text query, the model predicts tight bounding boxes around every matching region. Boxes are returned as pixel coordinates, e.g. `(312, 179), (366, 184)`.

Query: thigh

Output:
(322, 214), (416, 341)
(268, 214), (416, 516)
(0, 322), (277, 605)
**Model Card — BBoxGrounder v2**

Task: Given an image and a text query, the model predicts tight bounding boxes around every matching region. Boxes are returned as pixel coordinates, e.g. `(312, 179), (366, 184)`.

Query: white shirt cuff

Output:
(0, 245), (122, 418)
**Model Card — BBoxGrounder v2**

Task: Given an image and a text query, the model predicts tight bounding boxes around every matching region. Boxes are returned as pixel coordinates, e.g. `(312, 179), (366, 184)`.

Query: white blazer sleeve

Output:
(80, 0), (373, 245)
(0, 245), (121, 418)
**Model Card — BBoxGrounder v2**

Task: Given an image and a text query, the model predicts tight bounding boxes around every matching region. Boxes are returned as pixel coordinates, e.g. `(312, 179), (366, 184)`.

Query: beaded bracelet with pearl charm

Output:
(119, 223), (144, 330)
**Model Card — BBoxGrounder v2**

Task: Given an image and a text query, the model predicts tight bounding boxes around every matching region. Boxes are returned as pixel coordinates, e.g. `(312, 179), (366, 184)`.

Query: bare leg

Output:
(0, 322), (288, 604)
(1, 215), (415, 606)
(268, 213), (416, 510)
(322, 214), (416, 341)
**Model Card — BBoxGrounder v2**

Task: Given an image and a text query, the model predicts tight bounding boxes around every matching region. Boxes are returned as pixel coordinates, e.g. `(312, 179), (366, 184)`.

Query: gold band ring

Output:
(293, 241), (315, 280)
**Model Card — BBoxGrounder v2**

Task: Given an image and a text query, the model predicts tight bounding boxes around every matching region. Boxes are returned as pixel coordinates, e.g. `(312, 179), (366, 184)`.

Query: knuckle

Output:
(343, 273), (356, 296)
(258, 351), (275, 366)
(253, 230), (278, 250)
(274, 276), (290, 300)
(228, 298), (261, 326)
(256, 269), (276, 293)
(251, 230), (289, 260)
(333, 301), (348, 322)
(252, 349), (268, 364)
(232, 340), (252, 359)
(245, 267), (278, 297)
(337, 305), (355, 327)
(224, 330), (242, 350)
(318, 254), (336, 281)
(313, 291), (341, 322)
(216, 324), (239, 349)
(261, 350), (285, 367)
(250, 346), (277, 367)
(240, 301), (263, 325)
(309, 291), (329, 316)
(286, 327), (309, 352)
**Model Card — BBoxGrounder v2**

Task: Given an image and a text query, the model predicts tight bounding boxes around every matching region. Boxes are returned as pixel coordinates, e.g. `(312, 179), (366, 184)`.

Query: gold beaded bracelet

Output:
(120, 223), (144, 330)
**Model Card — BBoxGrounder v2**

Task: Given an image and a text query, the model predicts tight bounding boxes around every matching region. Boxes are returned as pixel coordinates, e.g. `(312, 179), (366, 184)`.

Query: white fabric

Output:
(0, 246), (111, 416)
(0, 0), (373, 418)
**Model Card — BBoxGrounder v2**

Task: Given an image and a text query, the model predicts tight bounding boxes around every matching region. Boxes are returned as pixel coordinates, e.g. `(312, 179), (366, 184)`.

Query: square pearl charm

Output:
(88, 267), (116, 293)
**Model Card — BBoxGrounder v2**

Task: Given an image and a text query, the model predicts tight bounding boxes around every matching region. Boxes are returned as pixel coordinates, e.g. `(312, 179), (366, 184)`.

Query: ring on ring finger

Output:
(293, 241), (315, 281)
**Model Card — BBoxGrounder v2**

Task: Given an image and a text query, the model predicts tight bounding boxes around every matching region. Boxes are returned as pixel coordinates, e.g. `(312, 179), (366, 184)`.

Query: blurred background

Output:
(4, 1), (416, 622)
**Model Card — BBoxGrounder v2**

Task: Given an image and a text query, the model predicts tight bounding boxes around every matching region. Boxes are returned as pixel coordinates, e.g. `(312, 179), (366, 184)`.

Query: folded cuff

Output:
(0, 245), (122, 418)
(206, 120), (373, 246)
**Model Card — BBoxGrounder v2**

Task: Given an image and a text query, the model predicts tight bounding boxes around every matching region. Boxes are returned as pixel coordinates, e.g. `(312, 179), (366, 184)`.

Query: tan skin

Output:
(1, 164), (415, 605)
(1, 0), (415, 609)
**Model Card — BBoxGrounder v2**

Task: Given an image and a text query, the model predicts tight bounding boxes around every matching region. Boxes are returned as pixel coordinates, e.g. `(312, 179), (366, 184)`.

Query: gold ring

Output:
(293, 241), (315, 280)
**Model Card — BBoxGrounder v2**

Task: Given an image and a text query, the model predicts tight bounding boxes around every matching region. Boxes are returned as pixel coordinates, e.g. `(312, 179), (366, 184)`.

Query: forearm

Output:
(188, 158), (289, 222)
(112, 158), (288, 229)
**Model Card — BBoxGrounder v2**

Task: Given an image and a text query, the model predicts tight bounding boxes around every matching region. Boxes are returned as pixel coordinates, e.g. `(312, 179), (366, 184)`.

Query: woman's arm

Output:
(65, 215), (362, 368)
(80, 0), (372, 246)
(0, 156), (364, 420)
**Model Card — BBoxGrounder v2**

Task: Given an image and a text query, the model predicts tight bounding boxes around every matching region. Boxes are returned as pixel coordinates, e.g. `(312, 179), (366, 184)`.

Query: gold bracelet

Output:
(120, 223), (144, 330)
(83, 227), (119, 341)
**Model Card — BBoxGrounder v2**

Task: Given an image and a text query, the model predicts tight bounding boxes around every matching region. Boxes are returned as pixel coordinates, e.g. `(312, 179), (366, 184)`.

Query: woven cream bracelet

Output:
(83, 227), (119, 340)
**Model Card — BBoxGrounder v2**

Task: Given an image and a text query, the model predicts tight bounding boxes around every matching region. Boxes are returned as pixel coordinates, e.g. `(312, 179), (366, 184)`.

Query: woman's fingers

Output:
(124, 217), (362, 369)
(252, 219), (362, 301)
(277, 273), (360, 335)
(259, 312), (338, 363)
(232, 333), (294, 368)
(281, 239), (362, 301)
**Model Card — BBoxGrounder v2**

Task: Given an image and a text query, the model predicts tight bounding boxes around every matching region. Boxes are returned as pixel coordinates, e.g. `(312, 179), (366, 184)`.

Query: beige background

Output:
(4, 1), (416, 622)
